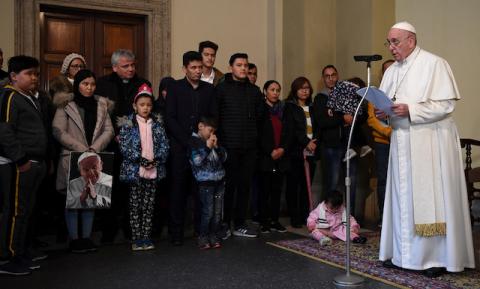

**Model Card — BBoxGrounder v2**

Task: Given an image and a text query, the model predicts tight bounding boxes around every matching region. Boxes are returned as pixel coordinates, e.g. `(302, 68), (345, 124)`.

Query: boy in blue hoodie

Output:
(189, 116), (227, 249)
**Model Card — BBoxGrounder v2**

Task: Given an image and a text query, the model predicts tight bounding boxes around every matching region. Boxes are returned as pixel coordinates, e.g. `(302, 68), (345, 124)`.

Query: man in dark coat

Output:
(166, 51), (217, 245)
(95, 49), (151, 243)
(216, 53), (265, 238)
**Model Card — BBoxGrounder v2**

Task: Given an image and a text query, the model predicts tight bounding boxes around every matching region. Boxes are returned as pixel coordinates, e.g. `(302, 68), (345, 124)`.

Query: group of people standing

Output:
(0, 21), (475, 279)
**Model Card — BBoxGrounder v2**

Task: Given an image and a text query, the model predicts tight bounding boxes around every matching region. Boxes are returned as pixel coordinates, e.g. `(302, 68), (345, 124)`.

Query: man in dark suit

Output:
(166, 51), (217, 245)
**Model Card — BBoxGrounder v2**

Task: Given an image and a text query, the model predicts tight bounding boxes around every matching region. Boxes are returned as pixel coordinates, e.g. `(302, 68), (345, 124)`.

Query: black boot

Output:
(382, 260), (400, 269)
(423, 267), (446, 278)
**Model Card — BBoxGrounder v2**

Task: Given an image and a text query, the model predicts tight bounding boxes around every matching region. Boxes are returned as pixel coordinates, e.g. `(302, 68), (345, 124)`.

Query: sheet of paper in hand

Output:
(357, 87), (394, 116)
(66, 151), (114, 209)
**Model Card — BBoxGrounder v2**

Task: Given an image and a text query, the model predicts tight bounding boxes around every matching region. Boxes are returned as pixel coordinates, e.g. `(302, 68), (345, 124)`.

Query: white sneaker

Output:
(319, 236), (332, 246)
(360, 145), (372, 157)
(343, 149), (357, 162)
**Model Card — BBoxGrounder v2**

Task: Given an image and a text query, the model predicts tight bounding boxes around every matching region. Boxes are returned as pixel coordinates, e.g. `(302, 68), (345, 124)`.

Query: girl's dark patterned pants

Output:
(129, 178), (157, 241)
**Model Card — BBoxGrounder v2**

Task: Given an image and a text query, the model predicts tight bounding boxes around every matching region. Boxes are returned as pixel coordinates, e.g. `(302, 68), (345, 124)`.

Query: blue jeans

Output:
(343, 156), (358, 216)
(374, 142), (390, 216)
(65, 209), (95, 239)
(322, 146), (358, 216)
(322, 147), (343, 193)
(198, 182), (225, 237)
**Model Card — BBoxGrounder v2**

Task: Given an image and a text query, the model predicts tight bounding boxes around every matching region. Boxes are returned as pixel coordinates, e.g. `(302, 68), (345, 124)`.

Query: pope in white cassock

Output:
(378, 21), (475, 278)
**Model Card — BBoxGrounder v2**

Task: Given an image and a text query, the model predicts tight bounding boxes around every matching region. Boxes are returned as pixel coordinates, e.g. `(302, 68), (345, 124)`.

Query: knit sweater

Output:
(366, 102), (391, 144)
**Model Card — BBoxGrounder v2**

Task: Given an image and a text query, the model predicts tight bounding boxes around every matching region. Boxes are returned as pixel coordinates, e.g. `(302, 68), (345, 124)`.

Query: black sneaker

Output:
(233, 225), (258, 238)
(197, 236), (210, 250)
(82, 238), (98, 252)
(25, 248), (48, 262)
(0, 259), (31, 276)
(352, 236), (367, 244)
(260, 224), (271, 234)
(19, 256), (41, 270)
(70, 239), (88, 253)
(0, 257), (9, 266)
(217, 224), (231, 240)
(251, 214), (260, 225)
(270, 222), (287, 233)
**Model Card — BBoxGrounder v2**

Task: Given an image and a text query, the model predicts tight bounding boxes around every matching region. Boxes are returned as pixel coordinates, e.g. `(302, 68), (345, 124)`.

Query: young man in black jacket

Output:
(216, 53), (265, 238)
(0, 56), (47, 275)
(166, 51), (217, 245)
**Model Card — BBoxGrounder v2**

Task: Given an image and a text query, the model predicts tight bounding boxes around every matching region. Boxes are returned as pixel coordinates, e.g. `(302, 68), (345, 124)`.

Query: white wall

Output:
(396, 0), (480, 140)
(336, 0), (373, 83)
(282, 0), (337, 94)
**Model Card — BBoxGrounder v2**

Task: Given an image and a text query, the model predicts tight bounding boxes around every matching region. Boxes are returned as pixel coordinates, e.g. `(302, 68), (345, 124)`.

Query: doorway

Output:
(39, 5), (146, 92)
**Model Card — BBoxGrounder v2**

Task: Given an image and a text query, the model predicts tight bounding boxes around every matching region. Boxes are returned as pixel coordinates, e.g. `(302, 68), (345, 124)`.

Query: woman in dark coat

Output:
(257, 80), (291, 233)
(283, 77), (319, 228)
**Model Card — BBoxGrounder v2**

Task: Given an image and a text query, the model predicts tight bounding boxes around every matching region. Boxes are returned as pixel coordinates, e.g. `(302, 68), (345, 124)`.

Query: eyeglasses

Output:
(323, 73), (337, 79)
(70, 64), (85, 69)
(384, 37), (409, 48)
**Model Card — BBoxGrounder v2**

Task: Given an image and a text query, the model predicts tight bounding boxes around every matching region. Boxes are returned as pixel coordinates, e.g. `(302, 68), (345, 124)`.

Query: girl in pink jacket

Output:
(307, 190), (367, 246)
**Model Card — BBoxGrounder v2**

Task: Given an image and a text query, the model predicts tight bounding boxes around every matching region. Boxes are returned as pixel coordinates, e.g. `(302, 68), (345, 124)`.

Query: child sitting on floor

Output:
(307, 190), (367, 246)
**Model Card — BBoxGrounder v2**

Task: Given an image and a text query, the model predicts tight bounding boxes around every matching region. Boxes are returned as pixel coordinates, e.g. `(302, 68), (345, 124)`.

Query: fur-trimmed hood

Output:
(49, 75), (73, 95)
(117, 113), (164, 128)
(53, 92), (115, 113)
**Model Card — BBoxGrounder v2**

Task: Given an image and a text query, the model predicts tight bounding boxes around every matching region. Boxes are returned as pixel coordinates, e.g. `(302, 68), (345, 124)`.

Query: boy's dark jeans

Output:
(198, 181), (225, 237)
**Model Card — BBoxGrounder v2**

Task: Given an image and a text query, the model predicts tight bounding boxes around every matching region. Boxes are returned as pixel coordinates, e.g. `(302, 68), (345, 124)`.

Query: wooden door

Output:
(94, 14), (145, 77)
(39, 5), (146, 92)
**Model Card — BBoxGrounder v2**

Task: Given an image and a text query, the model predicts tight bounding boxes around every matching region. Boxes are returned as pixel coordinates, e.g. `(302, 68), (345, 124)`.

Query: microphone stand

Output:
(333, 60), (372, 288)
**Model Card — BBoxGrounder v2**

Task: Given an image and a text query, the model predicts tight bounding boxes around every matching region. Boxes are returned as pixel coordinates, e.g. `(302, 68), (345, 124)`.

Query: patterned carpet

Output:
(268, 232), (479, 289)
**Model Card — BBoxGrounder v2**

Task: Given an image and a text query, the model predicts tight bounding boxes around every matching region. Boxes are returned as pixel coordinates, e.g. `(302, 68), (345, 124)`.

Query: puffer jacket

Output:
(189, 132), (227, 183)
(118, 113), (169, 183)
(215, 73), (265, 150)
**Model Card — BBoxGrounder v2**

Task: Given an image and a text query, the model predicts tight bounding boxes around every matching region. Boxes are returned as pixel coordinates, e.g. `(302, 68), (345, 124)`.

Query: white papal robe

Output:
(378, 46), (475, 272)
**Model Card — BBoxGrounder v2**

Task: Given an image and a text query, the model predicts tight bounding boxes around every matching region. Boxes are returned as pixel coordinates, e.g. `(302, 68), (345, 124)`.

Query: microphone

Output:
(353, 54), (382, 62)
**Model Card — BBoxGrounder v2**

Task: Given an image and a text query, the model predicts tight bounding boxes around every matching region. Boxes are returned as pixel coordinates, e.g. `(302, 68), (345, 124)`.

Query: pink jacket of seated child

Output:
(306, 201), (360, 241)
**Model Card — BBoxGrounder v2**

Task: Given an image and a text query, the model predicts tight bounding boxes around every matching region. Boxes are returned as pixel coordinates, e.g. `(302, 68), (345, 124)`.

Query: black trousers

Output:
(99, 150), (130, 242)
(259, 170), (284, 225)
(0, 162), (46, 259)
(286, 156), (316, 226)
(223, 148), (256, 228)
(168, 149), (196, 240)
